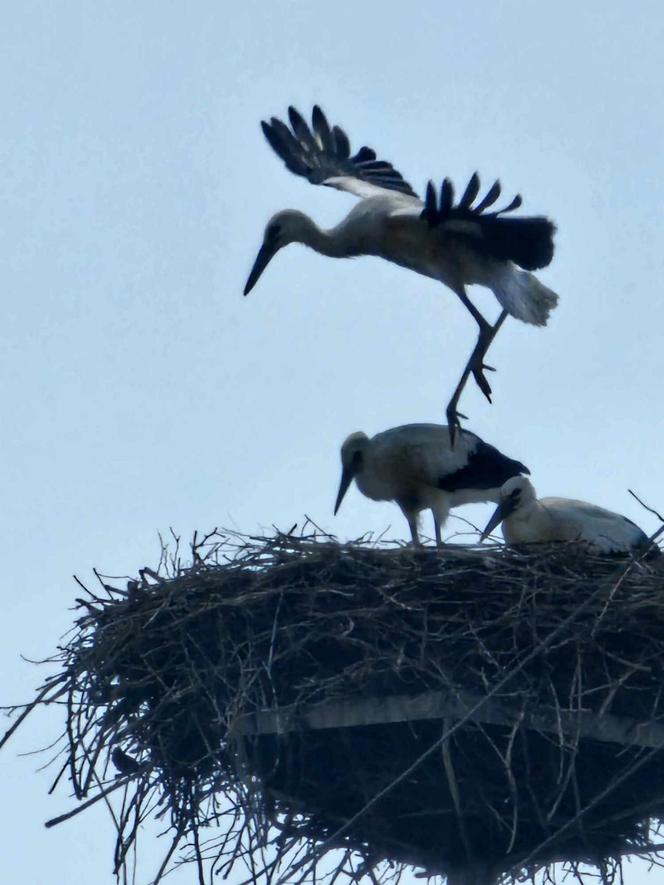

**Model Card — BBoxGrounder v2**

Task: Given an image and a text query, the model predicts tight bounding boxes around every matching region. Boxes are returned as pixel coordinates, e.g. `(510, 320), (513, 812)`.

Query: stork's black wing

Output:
(438, 433), (530, 492)
(421, 174), (556, 270)
(261, 105), (419, 199)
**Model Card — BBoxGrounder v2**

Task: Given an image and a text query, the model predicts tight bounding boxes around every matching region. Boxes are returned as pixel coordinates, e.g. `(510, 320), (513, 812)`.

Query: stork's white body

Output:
(503, 497), (648, 553)
(335, 424), (529, 546)
(257, 194), (557, 328)
(486, 477), (651, 555)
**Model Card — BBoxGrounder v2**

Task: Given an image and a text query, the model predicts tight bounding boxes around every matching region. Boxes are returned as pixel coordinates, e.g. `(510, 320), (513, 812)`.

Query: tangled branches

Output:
(3, 527), (664, 885)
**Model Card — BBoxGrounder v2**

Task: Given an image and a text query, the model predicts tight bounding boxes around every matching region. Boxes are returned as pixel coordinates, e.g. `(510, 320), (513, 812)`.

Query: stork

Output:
(481, 476), (655, 555)
(333, 423), (529, 546)
(244, 106), (558, 437)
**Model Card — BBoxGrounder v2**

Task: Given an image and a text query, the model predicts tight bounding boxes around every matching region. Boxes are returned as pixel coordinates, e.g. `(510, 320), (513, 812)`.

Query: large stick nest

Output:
(4, 528), (664, 885)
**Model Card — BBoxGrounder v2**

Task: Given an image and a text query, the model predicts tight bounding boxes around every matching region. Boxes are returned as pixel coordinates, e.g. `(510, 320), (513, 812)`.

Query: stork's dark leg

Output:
(469, 307), (508, 396)
(446, 313), (507, 438)
(454, 290), (507, 397)
(406, 513), (421, 547)
(433, 515), (443, 548)
(446, 289), (509, 444)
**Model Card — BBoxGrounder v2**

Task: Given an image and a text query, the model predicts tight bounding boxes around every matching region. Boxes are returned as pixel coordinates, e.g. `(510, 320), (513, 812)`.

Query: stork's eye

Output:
(351, 449), (363, 470)
(268, 223), (282, 239)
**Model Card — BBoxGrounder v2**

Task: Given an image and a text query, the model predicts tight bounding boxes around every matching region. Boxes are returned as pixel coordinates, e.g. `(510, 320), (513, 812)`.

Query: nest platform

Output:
(4, 530), (664, 885)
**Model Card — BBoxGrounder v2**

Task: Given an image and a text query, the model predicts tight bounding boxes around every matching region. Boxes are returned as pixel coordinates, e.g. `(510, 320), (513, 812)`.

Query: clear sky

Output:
(1, 1), (663, 882)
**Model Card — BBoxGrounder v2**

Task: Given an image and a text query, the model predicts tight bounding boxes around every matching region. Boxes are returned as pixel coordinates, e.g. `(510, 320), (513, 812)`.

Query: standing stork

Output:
(244, 106), (558, 438)
(333, 423), (529, 546)
(481, 476), (655, 555)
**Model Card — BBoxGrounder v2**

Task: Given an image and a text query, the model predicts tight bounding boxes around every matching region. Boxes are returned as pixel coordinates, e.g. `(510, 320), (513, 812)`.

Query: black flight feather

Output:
(497, 193), (522, 214)
(260, 105), (418, 198)
(473, 179), (502, 213)
(288, 106), (318, 153)
(351, 146), (377, 164)
(311, 105), (336, 154)
(332, 125), (350, 158)
(422, 181), (439, 227)
(458, 172), (480, 210)
(420, 173), (556, 269)
(439, 179), (454, 218)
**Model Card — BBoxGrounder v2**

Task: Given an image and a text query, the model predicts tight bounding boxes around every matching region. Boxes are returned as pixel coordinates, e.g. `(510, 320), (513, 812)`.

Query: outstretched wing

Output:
(421, 174), (556, 270)
(261, 106), (419, 200)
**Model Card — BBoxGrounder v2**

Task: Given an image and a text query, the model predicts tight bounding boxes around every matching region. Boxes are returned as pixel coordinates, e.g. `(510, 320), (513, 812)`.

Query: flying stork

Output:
(481, 476), (655, 555)
(333, 423), (529, 546)
(244, 106), (558, 437)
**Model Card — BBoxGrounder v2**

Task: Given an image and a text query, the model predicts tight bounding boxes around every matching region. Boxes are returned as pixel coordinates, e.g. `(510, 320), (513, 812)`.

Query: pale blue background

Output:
(1, 2), (663, 882)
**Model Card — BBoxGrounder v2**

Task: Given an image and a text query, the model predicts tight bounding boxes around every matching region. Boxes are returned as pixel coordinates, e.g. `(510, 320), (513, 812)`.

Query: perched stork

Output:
(482, 476), (655, 555)
(333, 423), (529, 546)
(244, 106), (558, 436)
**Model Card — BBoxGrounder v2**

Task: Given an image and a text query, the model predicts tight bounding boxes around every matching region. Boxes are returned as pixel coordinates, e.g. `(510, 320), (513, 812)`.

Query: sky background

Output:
(1, 1), (663, 882)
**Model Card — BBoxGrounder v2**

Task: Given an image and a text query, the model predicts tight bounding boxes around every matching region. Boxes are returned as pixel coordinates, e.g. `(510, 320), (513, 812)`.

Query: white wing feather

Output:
(323, 176), (422, 205)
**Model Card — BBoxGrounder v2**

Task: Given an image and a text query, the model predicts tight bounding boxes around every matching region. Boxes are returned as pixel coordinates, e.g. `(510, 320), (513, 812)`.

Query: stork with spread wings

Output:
(245, 106), (558, 438)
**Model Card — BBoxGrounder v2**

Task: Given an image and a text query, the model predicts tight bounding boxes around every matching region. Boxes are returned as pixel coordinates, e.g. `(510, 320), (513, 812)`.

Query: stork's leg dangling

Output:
(468, 308), (508, 398)
(446, 293), (509, 445)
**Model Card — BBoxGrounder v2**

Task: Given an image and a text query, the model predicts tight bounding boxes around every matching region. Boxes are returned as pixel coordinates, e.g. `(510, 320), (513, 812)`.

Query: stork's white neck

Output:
(294, 217), (352, 258)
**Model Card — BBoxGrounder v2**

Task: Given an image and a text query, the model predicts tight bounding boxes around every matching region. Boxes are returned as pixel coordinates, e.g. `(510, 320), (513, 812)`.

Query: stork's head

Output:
(481, 476), (536, 541)
(244, 210), (313, 295)
(334, 432), (370, 514)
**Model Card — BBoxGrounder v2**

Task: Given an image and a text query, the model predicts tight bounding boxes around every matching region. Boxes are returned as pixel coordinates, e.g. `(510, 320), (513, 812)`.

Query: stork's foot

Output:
(470, 360), (496, 402)
(468, 326), (497, 402)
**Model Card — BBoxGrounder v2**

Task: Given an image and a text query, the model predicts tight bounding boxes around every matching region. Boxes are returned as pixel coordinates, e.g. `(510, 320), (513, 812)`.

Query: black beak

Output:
(244, 239), (279, 295)
(334, 465), (356, 515)
(481, 497), (517, 542)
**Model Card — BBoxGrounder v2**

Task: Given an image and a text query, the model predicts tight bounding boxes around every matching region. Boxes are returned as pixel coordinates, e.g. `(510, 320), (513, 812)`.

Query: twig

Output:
(628, 490), (664, 523)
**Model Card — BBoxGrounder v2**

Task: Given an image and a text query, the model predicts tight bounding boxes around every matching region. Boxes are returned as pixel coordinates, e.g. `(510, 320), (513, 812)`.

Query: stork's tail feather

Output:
(491, 267), (559, 326)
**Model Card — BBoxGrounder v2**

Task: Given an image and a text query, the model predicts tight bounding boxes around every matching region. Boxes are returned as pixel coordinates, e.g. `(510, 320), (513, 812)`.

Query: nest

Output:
(4, 527), (664, 885)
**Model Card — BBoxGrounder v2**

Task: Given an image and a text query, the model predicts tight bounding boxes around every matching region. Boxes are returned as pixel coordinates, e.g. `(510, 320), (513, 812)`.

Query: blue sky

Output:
(1, 2), (663, 882)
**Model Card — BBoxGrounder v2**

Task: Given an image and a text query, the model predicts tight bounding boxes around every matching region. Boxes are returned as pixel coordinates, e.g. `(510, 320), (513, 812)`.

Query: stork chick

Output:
(334, 424), (529, 546)
(482, 476), (654, 555)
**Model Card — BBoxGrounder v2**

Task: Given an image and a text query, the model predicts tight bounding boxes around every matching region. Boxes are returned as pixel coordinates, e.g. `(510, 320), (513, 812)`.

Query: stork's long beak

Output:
(244, 239), (280, 295)
(481, 497), (517, 542)
(334, 465), (356, 515)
